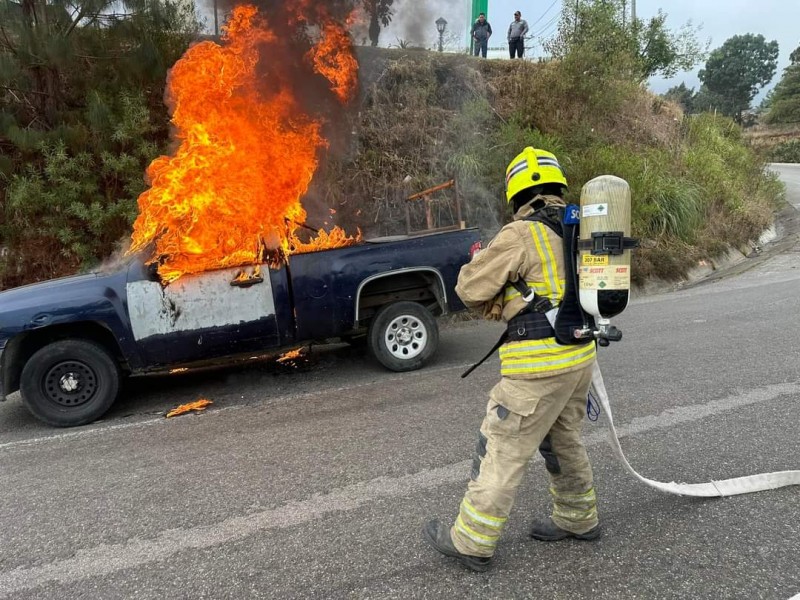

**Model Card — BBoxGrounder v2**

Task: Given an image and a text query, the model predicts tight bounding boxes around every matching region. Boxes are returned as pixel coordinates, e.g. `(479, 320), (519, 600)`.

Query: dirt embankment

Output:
(746, 123), (800, 152)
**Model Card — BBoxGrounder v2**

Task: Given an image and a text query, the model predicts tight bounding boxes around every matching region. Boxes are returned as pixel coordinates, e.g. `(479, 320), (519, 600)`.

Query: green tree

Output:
(698, 34), (779, 122)
(791, 44), (800, 65)
(766, 42), (800, 124)
(362, 0), (393, 47)
(0, 0), (200, 288)
(547, 0), (705, 81)
(663, 82), (696, 113)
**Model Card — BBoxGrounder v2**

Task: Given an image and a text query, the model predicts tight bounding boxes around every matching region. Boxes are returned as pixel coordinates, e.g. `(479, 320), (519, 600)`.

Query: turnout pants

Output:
(451, 363), (597, 557)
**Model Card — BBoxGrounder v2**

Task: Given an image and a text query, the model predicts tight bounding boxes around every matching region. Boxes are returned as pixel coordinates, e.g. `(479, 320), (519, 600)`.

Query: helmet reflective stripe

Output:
(537, 158), (562, 168)
(505, 160), (528, 185)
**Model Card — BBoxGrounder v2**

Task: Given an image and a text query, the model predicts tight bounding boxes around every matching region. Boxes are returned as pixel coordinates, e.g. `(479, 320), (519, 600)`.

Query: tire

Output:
(20, 340), (121, 427)
(368, 301), (439, 372)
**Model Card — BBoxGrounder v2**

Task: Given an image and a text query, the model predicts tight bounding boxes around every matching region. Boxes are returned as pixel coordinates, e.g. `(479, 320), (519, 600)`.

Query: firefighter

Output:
(423, 147), (600, 572)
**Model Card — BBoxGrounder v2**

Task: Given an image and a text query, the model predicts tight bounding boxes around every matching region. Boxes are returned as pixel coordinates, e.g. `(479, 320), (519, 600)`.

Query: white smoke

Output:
(381, 0), (469, 50)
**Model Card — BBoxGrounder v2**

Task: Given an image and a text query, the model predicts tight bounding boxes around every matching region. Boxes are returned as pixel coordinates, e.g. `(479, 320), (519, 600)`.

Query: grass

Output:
(768, 140), (800, 163)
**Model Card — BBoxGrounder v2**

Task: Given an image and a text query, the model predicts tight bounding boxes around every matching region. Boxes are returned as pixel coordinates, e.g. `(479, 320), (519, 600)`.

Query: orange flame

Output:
(231, 265), (262, 284)
(308, 23), (360, 103)
(165, 398), (213, 418)
(277, 347), (306, 364)
(129, 4), (360, 283)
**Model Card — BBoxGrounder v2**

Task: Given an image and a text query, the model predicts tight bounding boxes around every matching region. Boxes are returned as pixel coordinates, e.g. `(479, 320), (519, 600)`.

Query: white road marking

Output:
(1, 379), (798, 596)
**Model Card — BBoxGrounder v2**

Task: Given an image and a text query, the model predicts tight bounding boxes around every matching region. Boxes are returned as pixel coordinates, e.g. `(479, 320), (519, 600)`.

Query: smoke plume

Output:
(384, 0), (468, 48)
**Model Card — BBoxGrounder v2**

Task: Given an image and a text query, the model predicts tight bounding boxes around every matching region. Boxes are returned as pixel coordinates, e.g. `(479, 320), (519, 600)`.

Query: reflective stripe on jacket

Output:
(455, 197), (596, 380)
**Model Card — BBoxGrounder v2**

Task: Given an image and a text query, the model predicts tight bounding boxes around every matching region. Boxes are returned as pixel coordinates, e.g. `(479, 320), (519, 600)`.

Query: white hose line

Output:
(590, 362), (800, 497)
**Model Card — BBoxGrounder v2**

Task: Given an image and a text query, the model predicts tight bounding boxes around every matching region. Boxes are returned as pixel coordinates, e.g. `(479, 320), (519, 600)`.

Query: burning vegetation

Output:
(129, 3), (362, 284)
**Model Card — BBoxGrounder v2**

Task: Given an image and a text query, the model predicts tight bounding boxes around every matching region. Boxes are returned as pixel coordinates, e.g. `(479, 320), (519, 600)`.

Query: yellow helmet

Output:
(505, 147), (568, 204)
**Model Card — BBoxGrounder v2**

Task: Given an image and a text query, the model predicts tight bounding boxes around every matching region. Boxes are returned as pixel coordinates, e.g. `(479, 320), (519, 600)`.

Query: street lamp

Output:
(435, 17), (447, 52)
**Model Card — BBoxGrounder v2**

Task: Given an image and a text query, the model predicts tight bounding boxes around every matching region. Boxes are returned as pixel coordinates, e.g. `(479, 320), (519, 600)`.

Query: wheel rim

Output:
(384, 314), (428, 360)
(43, 360), (98, 408)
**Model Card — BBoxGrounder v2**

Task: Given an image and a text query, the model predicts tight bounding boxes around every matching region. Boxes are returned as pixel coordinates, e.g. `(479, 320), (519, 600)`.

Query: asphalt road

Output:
(1, 170), (799, 599)
(772, 164), (800, 208)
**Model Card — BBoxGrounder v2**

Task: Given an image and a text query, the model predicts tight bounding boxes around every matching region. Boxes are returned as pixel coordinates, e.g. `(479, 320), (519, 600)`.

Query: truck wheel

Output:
(368, 301), (439, 372)
(19, 340), (120, 427)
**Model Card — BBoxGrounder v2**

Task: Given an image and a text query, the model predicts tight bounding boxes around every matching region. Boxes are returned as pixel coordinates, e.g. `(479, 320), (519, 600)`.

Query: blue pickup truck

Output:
(0, 229), (481, 427)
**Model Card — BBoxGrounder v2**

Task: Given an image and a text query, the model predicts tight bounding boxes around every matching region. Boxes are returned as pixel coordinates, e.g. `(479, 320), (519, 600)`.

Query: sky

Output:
(380, 0), (799, 100)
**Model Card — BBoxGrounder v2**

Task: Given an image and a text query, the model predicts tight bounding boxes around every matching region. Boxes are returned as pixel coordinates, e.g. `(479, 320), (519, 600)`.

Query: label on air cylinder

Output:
(579, 265), (630, 290)
(581, 255), (609, 266)
(582, 203), (608, 218)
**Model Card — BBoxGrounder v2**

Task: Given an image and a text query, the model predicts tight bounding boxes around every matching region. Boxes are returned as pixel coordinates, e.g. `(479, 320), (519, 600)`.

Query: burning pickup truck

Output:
(0, 229), (480, 427)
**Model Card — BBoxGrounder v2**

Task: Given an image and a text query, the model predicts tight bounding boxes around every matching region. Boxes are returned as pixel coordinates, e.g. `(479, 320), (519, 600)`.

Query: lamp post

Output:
(213, 0), (219, 36)
(435, 17), (448, 52)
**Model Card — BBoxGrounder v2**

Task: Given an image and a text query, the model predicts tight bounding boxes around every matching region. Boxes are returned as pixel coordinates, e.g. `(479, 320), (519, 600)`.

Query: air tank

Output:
(578, 175), (632, 322)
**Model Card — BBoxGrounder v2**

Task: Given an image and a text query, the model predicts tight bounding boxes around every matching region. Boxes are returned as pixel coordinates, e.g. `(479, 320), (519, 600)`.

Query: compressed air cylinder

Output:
(578, 175), (632, 319)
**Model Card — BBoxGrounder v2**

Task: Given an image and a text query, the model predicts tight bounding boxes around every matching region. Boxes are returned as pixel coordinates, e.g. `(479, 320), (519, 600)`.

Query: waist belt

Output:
(507, 311), (554, 342)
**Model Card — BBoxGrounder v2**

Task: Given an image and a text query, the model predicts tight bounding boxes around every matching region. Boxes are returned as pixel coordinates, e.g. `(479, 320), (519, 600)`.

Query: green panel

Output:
(471, 0), (489, 21)
(468, 0), (489, 54)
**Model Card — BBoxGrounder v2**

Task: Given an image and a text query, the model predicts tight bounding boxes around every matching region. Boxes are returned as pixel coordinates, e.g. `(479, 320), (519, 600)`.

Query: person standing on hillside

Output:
(422, 147), (600, 572)
(471, 12), (493, 58)
(507, 11), (529, 59)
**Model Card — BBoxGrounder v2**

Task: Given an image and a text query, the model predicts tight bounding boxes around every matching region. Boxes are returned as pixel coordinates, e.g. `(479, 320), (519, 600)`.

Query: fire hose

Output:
(591, 362), (800, 497)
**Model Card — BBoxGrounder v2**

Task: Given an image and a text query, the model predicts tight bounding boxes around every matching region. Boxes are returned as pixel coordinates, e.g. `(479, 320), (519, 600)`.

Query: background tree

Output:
(0, 0), (200, 288)
(766, 42), (800, 124)
(663, 82), (696, 114)
(791, 44), (800, 66)
(362, 0), (393, 47)
(547, 0), (705, 81)
(698, 34), (779, 123)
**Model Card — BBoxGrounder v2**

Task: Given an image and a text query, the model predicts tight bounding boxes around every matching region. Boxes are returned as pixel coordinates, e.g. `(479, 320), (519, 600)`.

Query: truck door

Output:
(125, 264), (284, 366)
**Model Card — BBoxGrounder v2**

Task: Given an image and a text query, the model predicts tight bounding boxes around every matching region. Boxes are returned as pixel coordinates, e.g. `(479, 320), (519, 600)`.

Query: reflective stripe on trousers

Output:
(550, 486), (598, 530)
(450, 366), (596, 557)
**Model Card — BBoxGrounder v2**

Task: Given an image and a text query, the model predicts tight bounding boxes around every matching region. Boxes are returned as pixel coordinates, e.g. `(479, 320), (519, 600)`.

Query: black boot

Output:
(530, 518), (601, 541)
(423, 519), (493, 572)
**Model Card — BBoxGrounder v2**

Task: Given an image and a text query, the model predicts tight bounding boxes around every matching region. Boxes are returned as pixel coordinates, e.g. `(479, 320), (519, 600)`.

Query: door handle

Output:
(230, 275), (264, 288)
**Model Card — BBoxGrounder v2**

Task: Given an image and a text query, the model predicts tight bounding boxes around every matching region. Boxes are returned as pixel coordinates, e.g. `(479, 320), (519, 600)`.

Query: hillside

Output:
(311, 47), (784, 284)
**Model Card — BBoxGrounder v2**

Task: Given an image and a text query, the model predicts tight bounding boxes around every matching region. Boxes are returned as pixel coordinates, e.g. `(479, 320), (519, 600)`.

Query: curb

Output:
(634, 201), (800, 297)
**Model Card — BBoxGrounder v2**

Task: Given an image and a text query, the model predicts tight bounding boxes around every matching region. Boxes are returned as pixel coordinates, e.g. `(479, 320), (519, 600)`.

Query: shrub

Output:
(768, 140), (800, 163)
